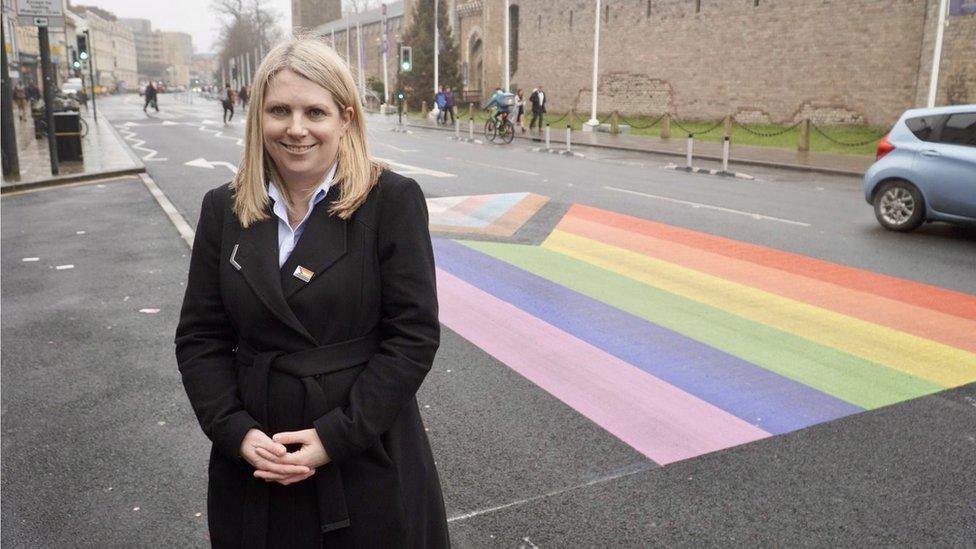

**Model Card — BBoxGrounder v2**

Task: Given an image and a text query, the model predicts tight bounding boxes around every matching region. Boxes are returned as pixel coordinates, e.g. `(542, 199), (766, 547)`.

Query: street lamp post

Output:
(434, 0), (439, 96)
(926, 0), (949, 108)
(504, 0), (510, 92)
(382, 3), (390, 110)
(84, 29), (98, 123)
(583, 0), (602, 130)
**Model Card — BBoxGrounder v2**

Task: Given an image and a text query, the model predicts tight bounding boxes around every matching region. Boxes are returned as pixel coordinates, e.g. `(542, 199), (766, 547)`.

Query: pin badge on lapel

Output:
(293, 265), (314, 283)
(229, 244), (242, 271)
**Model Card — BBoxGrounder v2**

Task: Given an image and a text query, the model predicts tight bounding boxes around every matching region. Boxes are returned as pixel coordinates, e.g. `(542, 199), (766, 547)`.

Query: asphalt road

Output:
(2, 93), (974, 547)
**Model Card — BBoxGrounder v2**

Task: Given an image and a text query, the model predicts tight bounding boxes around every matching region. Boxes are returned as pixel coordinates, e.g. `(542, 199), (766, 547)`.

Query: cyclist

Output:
(482, 87), (513, 123)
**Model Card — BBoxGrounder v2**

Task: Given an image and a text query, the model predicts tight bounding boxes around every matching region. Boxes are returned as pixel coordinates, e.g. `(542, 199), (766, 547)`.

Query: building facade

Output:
(74, 7), (138, 91)
(293, 0), (341, 30)
(296, 0), (975, 125)
(313, 1), (406, 104)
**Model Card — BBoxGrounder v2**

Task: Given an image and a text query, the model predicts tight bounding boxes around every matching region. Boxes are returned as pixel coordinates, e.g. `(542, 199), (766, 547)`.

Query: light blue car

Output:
(863, 105), (976, 231)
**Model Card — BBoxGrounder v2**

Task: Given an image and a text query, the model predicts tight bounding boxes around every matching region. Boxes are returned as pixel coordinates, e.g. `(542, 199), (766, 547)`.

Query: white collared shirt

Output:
(266, 162), (338, 267)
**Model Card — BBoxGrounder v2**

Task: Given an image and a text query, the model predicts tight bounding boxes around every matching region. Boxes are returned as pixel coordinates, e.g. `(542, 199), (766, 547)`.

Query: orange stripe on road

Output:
(558, 215), (976, 354)
(566, 204), (976, 322)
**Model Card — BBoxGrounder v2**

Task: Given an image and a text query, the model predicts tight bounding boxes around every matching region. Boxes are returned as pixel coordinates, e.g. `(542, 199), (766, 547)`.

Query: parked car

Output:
(60, 77), (84, 97)
(864, 105), (976, 231)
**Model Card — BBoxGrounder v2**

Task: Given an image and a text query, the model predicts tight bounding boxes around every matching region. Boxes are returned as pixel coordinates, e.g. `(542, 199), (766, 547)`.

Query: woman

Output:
(176, 35), (449, 548)
(515, 88), (525, 133)
(13, 81), (28, 121)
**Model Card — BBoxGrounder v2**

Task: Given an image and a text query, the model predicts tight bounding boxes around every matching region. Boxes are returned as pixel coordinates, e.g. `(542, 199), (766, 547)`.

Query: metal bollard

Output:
(545, 124), (551, 149)
(468, 118), (474, 140)
(686, 134), (694, 169)
(455, 119), (460, 139)
(722, 136), (730, 173)
(566, 125), (572, 153)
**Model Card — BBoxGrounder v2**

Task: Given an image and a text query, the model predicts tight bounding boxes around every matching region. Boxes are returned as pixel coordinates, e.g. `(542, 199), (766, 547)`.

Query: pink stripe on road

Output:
(436, 268), (770, 465)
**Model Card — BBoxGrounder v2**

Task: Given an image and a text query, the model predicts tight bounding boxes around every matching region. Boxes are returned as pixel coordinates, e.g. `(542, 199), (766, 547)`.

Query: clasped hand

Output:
(240, 428), (330, 485)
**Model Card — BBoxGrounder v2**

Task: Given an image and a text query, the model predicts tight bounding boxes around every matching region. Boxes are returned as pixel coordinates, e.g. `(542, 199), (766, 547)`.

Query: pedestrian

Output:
(240, 84), (250, 111)
(143, 81), (159, 113)
(76, 87), (89, 111)
(443, 86), (456, 125)
(175, 34), (449, 548)
(434, 86), (446, 124)
(515, 88), (525, 133)
(13, 81), (28, 121)
(26, 80), (41, 107)
(529, 85), (546, 131)
(222, 83), (235, 125)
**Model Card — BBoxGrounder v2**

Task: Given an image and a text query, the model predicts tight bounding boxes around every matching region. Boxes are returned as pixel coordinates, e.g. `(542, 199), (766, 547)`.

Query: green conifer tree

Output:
(397, 0), (461, 108)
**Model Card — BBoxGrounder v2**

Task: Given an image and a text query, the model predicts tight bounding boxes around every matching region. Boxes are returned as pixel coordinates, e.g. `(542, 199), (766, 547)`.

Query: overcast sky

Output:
(76, 0), (293, 54)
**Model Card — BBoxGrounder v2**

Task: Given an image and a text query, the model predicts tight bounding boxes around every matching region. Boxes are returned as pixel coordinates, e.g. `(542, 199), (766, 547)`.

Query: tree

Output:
(212, 0), (283, 78)
(397, 0), (461, 106)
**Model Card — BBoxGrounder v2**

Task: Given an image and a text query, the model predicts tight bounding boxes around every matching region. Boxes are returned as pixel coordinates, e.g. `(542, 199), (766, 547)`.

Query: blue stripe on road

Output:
(432, 193), (528, 227)
(434, 238), (863, 435)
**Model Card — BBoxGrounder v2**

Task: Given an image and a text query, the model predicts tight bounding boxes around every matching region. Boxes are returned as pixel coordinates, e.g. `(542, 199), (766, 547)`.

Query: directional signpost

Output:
(18, 0), (64, 174)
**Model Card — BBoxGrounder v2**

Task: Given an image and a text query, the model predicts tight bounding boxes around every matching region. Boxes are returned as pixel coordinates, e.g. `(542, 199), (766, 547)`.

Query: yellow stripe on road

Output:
(543, 230), (976, 388)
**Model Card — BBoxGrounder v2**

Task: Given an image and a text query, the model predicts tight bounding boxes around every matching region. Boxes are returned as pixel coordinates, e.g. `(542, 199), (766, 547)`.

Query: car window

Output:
(938, 112), (976, 147)
(905, 115), (944, 142)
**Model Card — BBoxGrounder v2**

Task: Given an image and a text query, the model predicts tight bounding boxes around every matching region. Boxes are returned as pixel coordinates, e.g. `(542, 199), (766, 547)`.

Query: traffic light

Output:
(399, 45), (412, 72)
(77, 34), (89, 61)
(72, 50), (81, 70)
(396, 91), (405, 101)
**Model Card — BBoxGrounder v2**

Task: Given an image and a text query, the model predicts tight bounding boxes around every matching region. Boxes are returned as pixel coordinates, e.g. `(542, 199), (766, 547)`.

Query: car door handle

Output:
(920, 150), (941, 157)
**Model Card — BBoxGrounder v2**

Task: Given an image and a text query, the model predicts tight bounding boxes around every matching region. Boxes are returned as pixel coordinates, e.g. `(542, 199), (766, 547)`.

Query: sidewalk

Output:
(402, 116), (873, 177)
(1, 107), (144, 194)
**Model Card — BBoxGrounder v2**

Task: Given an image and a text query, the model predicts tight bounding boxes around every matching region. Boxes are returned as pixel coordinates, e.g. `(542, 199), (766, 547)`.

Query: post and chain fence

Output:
(731, 116), (802, 137)
(809, 121), (886, 147)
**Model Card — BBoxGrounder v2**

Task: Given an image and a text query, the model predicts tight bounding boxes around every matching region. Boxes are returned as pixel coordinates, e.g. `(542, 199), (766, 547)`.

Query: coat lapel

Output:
(235, 214), (317, 345)
(280, 184), (348, 299)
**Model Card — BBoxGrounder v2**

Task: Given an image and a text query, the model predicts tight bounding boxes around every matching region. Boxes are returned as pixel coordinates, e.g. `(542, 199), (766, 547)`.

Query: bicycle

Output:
(484, 110), (515, 144)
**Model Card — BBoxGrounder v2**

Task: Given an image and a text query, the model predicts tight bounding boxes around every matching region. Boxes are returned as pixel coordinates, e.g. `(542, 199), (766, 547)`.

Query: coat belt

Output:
(235, 330), (381, 547)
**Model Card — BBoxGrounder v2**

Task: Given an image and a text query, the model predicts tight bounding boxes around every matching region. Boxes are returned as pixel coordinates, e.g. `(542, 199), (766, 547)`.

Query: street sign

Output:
(17, 0), (64, 17)
(16, 15), (65, 28)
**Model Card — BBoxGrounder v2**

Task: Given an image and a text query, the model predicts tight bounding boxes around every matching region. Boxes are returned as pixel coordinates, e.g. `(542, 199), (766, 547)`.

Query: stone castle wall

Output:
(508, 0), (976, 127)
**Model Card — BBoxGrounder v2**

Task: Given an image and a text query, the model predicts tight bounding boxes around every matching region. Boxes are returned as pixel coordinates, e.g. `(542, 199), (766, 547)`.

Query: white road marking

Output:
(115, 126), (168, 162)
(373, 141), (417, 153)
(604, 185), (811, 227)
(55, 264), (74, 270)
(185, 158), (239, 174)
(447, 156), (539, 176)
(22, 257), (40, 262)
(139, 173), (195, 248)
(373, 157), (455, 178)
(447, 462), (655, 523)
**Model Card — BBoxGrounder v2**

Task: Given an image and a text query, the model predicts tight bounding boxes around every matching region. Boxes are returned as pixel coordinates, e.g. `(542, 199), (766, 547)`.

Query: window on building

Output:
(695, 0), (701, 13)
(605, 3), (610, 23)
(569, 9), (573, 29)
(754, 0), (760, 6)
(510, 4), (519, 74)
(647, 0), (652, 18)
(538, 14), (542, 30)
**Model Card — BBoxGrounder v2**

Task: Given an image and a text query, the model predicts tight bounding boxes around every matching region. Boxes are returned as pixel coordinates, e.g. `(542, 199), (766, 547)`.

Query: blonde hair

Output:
(231, 33), (382, 226)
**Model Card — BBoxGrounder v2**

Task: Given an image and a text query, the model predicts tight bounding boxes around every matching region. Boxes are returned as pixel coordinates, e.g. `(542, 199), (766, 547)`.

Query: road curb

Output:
(402, 121), (868, 178)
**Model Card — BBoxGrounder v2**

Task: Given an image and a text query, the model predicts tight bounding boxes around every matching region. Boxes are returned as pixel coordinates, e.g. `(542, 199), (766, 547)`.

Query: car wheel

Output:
(873, 179), (925, 232)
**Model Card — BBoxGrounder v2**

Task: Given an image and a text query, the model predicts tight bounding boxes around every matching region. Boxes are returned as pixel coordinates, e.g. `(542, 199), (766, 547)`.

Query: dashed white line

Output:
(604, 185), (811, 227)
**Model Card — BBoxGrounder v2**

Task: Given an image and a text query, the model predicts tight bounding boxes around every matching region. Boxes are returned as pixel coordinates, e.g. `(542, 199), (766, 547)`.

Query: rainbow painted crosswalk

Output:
(433, 203), (976, 466)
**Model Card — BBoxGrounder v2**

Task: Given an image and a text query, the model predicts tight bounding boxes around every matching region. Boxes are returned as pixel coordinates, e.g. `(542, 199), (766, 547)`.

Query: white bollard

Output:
(722, 136), (730, 173)
(545, 124), (551, 149)
(468, 118), (474, 140)
(566, 125), (572, 153)
(455, 119), (460, 139)
(686, 134), (694, 169)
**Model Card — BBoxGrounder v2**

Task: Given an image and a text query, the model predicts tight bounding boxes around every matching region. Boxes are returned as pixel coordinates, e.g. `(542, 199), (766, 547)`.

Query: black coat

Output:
(175, 170), (449, 548)
(529, 90), (546, 114)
